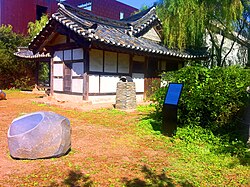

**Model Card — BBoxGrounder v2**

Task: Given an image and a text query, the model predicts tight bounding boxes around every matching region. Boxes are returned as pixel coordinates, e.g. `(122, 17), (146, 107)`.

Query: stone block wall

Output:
(116, 82), (137, 110)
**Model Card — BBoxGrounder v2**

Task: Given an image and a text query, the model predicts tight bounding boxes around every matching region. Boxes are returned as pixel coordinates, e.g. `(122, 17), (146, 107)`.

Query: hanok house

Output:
(15, 3), (207, 103)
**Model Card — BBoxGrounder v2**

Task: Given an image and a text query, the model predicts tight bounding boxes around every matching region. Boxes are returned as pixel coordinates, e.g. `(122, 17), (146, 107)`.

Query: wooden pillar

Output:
(129, 54), (133, 77)
(48, 61), (51, 87)
(144, 56), (149, 100)
(83, 49), (89, 100)
(35, 60), (39, 85)
(50, 56), (54, 96)
(83, 73), (89, 100)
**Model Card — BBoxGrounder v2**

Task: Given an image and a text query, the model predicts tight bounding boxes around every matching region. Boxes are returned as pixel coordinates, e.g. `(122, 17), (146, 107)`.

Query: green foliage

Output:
(174, 125), (249, 159)
(0, 25), (35, 89)
(28, 15), (49, 39)
(28, 15), (50, 85)
(154, 65), (250, 133)
(156, 0), (244, 50)
(39, 62), (49, 84)
(14, 77), (32, 90)
(137, 112), (250, 185)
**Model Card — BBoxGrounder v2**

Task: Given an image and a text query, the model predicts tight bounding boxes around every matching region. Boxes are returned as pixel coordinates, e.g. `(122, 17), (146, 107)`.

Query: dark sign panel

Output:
(164, 83), (183, 106)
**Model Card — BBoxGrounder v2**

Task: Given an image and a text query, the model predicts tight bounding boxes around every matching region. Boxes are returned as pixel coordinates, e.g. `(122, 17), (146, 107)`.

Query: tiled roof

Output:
(14, 47), (51, 59)
(29, 3), (208, 59)
(123, 7), (161, 36)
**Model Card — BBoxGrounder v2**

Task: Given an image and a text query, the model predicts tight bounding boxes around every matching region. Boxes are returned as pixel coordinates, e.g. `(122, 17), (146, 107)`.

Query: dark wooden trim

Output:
(50, 57), (54, 96)
(55, 24), (91, 49)
(144, 56), (149, 99)
(99, 75), (101, 93)
(37, 31), (57, 54)
(66, 35), (70, 44)
(53, 76), (63, 79)
(64, 59), (86, 63)
(53, 42), (83, 51)
(63, 62), (72, 92)
(72, 76), (83, 79)
(83, 73), (89, 100)
(89, 92), (116, 96)
(54, 91), (83, 96)
(116, 52), (119, 73)
(102, 50), (105, 73)
(129, 54), (133, 76)
(89, 92), (144, 96)
(54, 61), (63, 64)
(85, 49), (90, 73)
(87, 71), (129, 76)
(35, 61), (39, 85)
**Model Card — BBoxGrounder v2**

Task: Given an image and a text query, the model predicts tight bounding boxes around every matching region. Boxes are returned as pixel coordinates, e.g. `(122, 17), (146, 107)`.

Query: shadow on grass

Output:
(122, 165), (193, 187)
(142, 110), (250, 166)
(49, 170), (93, 187)
(140, 110), (164, 133)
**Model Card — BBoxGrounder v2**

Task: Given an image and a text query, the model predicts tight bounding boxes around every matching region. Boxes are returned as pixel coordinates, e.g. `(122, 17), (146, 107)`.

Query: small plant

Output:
(14, 77), (33, 90)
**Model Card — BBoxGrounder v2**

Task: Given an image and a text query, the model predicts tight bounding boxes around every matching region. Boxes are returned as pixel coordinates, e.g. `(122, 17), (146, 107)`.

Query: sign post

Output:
(162, 83), (183, 136)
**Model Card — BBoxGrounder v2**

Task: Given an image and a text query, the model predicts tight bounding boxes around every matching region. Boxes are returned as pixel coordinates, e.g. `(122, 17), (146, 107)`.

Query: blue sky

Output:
(117, 0), (158, 9)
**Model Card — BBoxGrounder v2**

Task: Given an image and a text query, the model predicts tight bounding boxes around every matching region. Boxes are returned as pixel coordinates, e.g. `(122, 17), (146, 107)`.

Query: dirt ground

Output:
(0, 91), (170, 186)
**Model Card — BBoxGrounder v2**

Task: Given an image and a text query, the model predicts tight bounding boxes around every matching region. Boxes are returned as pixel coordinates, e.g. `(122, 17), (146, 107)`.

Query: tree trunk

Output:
(247, 48), (250, 68)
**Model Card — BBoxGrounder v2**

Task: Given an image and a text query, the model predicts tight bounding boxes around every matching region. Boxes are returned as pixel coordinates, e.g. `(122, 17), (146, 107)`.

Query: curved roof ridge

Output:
(130, 7), (157, 25)
(58, 3), (131, 29)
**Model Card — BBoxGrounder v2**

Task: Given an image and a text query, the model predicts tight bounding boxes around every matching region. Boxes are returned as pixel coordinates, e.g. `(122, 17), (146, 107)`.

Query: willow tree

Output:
(157, 0), (245, 67)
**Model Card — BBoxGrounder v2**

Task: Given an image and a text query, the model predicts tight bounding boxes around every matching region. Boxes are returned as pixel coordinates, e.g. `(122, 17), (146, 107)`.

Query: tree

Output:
(28, 14), (50, 85)
(157, 0), (247, 67)
(28, 14), (49, 39)
(0, 25), (35, 89)
(241, 0), (250, 67)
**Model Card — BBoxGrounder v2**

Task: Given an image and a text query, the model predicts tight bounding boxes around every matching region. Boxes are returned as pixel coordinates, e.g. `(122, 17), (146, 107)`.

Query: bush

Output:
(173, 125), (250, 162)
(153, 65), (250, 134)
(0, 25), (36, 89)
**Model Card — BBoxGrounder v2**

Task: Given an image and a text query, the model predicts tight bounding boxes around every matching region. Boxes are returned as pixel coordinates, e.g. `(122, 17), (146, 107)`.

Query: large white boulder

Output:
(7, 111), (71, 159)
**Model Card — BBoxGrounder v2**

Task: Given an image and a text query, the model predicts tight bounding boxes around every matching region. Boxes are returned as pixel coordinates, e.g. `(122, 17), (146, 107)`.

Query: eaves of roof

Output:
(14, 47), (51, 59)
(29, 3), (209, 60)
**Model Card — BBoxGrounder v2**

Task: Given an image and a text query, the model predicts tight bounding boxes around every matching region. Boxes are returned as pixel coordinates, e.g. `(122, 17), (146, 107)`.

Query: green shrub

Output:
(154, 65), (250, 134)
(173, 125), (250, 162)
(0, 25), (35, 89)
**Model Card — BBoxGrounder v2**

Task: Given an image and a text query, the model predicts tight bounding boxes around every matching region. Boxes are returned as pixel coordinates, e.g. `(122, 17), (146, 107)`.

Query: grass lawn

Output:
(0, 90), (249, 186)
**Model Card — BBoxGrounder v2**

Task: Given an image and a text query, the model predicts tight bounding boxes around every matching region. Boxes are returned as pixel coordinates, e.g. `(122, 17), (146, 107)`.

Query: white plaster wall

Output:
(206, 33), (248, 65)
(72, 79), (83, 93)
(53, 51), (63, 61)
(100, 75), (120, 93)
(142, 27), (161, 43)
(53, 78), (63, 91)
(89, 75), (100, 93)
(53, 64), (64, 76)
(132, 73), (144, 92)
